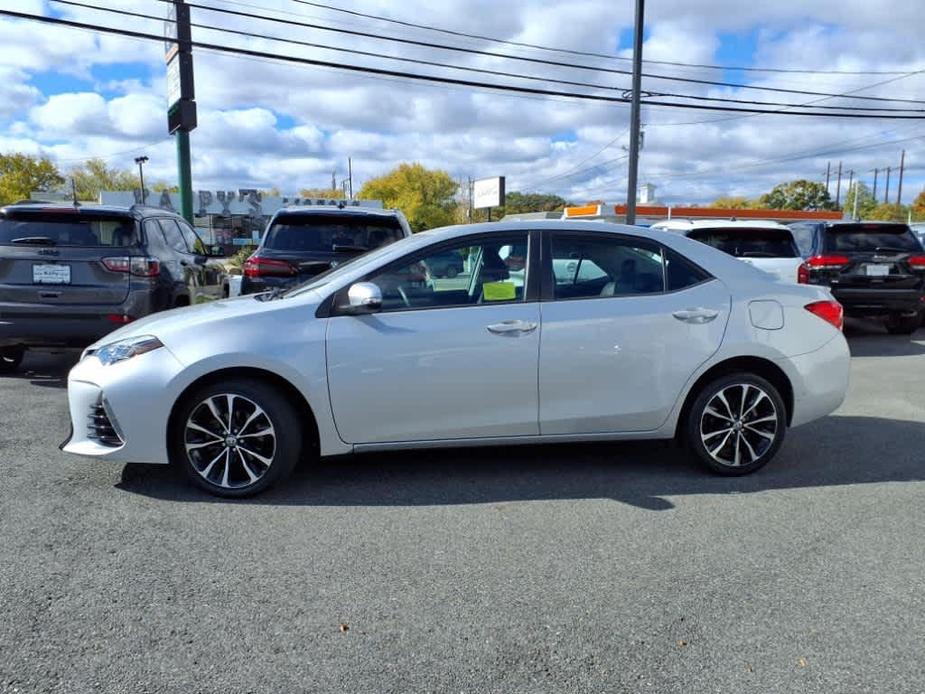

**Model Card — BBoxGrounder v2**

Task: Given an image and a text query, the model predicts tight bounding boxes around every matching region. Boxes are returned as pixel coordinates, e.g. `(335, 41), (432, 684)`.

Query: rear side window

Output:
(687, 228), (800, 258)
(0, 213), (139, 247)
(666, 248), (711, 291)
(825, 224), (922, 253)
(263, 214), (404, 253)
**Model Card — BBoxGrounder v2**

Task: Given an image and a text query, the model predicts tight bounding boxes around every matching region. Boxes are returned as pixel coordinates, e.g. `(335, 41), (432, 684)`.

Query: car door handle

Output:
(486, 320), (538, 336)
(673, 308), (719, 324)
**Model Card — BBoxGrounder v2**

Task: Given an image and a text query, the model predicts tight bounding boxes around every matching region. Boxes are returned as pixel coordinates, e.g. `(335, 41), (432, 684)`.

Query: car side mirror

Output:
(343, 282), (382, 314)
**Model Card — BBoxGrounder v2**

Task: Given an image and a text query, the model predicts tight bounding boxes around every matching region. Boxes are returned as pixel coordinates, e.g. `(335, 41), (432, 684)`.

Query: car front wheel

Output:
(0, 347), (24, 374)
(172, 379), (303, 497)
(685, 373), (787, 476)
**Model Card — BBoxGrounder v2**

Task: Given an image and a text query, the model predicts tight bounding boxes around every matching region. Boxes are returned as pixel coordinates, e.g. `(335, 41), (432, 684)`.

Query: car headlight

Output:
(94, 335), (164, 366)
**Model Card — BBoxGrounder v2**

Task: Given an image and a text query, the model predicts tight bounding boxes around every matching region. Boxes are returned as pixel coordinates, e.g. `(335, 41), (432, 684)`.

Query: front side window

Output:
(158, 219), (190, 254)
(177, 220), (207, 254)
(550, 234), (665, 300)
(364, 234), (529, 311)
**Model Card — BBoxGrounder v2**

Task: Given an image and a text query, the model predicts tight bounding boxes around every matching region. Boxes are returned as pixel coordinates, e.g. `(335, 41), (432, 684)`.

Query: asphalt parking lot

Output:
(1, 320), (923, 694)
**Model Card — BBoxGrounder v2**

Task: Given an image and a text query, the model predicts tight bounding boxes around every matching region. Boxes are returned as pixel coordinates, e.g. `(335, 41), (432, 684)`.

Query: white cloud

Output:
(0, 0), (923, 203)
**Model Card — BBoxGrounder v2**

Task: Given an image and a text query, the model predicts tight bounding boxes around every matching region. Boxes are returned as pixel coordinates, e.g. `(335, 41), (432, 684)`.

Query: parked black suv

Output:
(790, 221), (925, 334)
(241, 206), (412, 295)
(0, 202), (226, 372)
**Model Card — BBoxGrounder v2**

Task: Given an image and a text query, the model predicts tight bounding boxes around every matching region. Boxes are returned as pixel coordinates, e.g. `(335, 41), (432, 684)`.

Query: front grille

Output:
(87, 402), (123, 447)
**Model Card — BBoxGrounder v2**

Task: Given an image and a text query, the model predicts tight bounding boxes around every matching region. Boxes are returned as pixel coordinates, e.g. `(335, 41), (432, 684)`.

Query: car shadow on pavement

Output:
(844, 318), (925, 357)
(7, 351), (78, 389)
(116, 414), (925, 511)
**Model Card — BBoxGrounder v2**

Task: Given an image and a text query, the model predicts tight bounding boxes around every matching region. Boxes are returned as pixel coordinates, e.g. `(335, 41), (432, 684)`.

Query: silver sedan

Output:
(62, 221), (850, 497)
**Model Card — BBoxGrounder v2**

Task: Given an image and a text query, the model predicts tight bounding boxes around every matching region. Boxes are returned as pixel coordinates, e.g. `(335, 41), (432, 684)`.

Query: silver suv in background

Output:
(650, 219), (804, 284)
(0, 202), (226, 373)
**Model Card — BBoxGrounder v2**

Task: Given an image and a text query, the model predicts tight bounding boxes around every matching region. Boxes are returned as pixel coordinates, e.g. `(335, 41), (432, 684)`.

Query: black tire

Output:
(685, 373), (787, 476)
(885, 313), (921, 335)
(171, 379), (303, 498)
(0, 347), (24, 374)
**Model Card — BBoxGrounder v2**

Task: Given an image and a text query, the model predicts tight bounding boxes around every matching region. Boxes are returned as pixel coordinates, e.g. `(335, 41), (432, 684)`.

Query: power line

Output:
(282, 0), (920, 77)
(49, 1), (925, 115)
(146, 0), (925, 105)
(10, 9), (925, 119)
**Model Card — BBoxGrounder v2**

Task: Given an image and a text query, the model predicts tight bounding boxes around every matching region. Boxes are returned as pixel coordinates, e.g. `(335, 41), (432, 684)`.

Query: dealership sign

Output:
(473, 176), (505, 210)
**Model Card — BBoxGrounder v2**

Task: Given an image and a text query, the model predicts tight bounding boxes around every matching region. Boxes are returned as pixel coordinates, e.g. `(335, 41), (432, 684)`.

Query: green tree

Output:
(911, 188), (925, 222)
(298, 187), (345, 200)
(710, 195), (766, 209)
(843, 182), (878, 219)
(0, 153), (64, 205)
(499, 191), (571, 216)
(760, 179), (835, 211)
(69, 158), (138, 201)
(358, 163), (458, 231)
(867, 202), (907, 222)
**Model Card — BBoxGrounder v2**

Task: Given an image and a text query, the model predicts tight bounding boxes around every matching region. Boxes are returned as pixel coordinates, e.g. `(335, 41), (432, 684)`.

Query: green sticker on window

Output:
(482, 281), (516, 301)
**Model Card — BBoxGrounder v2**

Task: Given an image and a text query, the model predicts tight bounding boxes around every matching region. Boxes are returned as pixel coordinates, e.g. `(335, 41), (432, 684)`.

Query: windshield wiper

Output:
(331, 244), (370, 254)
(255, 287), (287, 302)
(873, 246), (912, 254)
(12, 236), (56, 245)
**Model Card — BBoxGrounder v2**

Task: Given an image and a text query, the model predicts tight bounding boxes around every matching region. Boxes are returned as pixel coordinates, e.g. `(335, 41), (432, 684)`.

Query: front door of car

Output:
(538, 231), (730, 434)
(325, 232), (540, 444)
(175, 219), (224, 303)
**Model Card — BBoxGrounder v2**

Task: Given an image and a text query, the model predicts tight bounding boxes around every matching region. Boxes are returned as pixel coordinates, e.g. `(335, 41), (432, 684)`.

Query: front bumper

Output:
(777, 334), (851, 428)
(830, 287), (924, 316)
(61, 344), (186, 464)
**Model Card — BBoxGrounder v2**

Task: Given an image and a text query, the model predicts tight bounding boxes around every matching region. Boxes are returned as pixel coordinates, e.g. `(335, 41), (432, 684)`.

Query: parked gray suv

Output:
(0, 202), (226, 373)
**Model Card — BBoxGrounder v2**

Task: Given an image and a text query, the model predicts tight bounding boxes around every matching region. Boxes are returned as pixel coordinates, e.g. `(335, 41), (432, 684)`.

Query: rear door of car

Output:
(822, 223), (925, 291)
(538, 230), (730, 434)
(0, 209), (135, 306)
(688, 227), (804, 283)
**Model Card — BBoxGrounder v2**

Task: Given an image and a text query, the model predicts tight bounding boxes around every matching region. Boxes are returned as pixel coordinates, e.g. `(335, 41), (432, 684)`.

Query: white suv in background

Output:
(650, 219), (805, 284)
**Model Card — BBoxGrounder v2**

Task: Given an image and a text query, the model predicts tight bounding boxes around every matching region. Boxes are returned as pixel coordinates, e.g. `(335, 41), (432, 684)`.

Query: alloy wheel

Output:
(699, 383), (779, 468)
(184, 394), (277, 489)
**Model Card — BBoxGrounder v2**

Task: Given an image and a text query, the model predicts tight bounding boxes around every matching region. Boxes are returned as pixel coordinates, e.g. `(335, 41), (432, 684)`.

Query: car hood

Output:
(89, 290), (324, 349)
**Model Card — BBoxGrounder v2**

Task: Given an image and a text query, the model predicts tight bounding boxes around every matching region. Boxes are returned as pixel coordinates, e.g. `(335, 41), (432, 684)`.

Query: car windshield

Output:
(687, 228), (799, 258)
(262, 214), (404, 253)
(826, 224), (922, 252)
(0, 213), (139, 247)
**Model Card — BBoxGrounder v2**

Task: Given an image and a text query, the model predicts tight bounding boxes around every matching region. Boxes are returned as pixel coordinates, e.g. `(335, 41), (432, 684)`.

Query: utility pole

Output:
(852, 175), (860, 220)
(847, 169), (854, 208)
(331, 169), (336, 194)
(896, 149), (906, 205)
(347, 157), (354, 199)
(165, 0), (197, 223)
(835, 161), (842, 208)
(884, 167), (891, 204)
(467, 176), (474, 222)
(624, 0), (645, 225)
(872, 168), (879, 201)
(825, 161), (831, 192)
(134, 156), (149, 205)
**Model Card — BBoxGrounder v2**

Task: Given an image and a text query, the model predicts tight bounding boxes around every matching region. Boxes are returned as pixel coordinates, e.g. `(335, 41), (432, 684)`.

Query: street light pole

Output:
(134, 155), (149, 205)
(625, 0), (645, 226)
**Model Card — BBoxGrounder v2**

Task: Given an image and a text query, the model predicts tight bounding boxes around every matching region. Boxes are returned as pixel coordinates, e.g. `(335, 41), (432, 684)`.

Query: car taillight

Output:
(243, 256), (297, 278)
(101, 256), (160, 277)
(105, 314), (135, 324)
(805, 255), (851, 270)
(797, 263), (810, 284)
(805, 300), (844, 331)
(907, 255), (925, 269)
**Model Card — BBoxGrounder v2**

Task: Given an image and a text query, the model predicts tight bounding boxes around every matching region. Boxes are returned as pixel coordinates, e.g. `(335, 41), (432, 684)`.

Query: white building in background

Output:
(638, 183), (658, 204)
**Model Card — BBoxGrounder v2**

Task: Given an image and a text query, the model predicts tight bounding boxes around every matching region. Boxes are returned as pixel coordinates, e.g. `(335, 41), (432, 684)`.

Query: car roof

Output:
(650, 219), (789, 231)
(275, 205), (402, 218)
(0, 202), (184, 219)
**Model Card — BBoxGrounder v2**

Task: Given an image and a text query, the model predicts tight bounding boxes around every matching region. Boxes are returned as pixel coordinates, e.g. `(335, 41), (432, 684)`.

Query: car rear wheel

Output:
(685, 373), (787, 476)
(0, 347), (24, 374)
(172, 379), (302, 497)
(885, 313), (921, 335)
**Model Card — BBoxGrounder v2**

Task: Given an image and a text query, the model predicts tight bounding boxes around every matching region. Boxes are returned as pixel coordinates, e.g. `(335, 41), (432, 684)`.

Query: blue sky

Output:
(2, 0), (924, 204)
